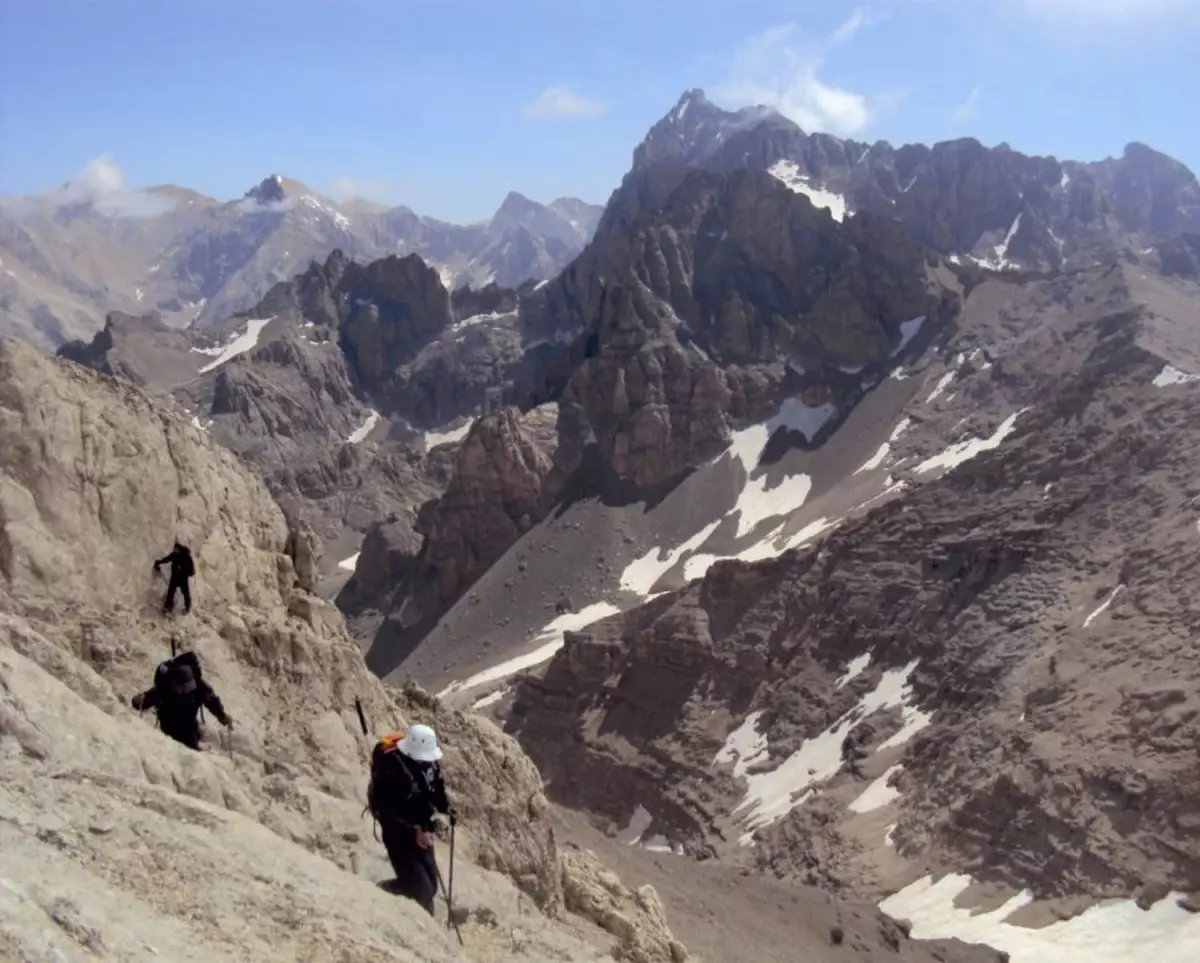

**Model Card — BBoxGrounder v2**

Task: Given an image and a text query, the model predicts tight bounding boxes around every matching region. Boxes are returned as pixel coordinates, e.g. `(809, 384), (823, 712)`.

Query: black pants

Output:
(164, 576), (191, 614)
(381, 823), (439, 916)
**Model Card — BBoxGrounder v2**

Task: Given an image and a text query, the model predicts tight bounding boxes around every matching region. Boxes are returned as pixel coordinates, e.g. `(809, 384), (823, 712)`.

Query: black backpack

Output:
(180, 550), (196, 579)
(153, 651), (203, 711)
(364, 732), (438, 836)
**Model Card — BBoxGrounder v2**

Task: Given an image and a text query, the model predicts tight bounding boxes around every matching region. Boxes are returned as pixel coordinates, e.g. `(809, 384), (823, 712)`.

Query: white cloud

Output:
(953, 86), (982, 123)
(522, 85), (609, 121)
(829, 6), (885, 44)
(712, 21), (878, 137)
(51, 155), (175, 218)
(327, 176), (408, 202)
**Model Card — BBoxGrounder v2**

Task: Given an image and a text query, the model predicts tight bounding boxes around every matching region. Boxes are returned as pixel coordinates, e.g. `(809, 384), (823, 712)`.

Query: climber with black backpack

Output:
(131, 649), (233, 750)
(366, 725), (457, 918)
(154, 542), (196, 616)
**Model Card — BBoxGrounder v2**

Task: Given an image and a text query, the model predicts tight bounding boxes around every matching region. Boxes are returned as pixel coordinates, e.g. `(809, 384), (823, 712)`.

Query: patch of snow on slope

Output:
(534, 278), (550, 291)
(449, 310), (510, 334)
(915, 409), (1028, 475)
(732, 469), (814, 539)
(621, 521), (721, 595)
(855, 418), (912, 474)
(979, 213), (1023, 271)
(337, 553), (360, 572)
(1153, 364), (1200, 387)
(425, 419), (476, 449)
(682, 516), (840, 582)
(767, 160), (848, 222)
(471, 687), (510, 710)
(925, 371), (956, 404)
(438, 601), (621, 697)
(193, 318), (273, 373)
(714, 710), (769, 779)
(1083, 584), (1124, 629)
(347, 410), (380, 444)
(617, 805), (654, 845)
(735, 660), (927, 837)
(879, 873), (1200, 963)
(835, 653), (872, 689)
(849, 765), (903, 814)
(890, 317), (926, 358)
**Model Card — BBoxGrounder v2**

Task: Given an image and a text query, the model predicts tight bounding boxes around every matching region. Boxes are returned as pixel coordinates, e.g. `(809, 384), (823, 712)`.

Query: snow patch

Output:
(849, 765), (903, 814)
(925, 371), (956, 404)
(438, 602), (621, 697)
(347, 410), (380, 444)
(835, 653), (872, 689)
(714, 710), (769, 779)
(855, 418), (911, 474)
(337, 553), (360, 572)
(915, 409), (1028, 475)
(621, 522), (721, 596)
(1152, 364), (1200, 388)
(192, 318), (274, 374)
(1083, 584), (1124, 629)
(767, 160), (848, 222)
(879, 873), (1200, 963)
(449, 310), (510, 334)
(534, 278), (550, 291)
(978, 213), (1023, 271)
(425, 419), (475, 449)
(734, 660), (929, 837)
(890, 317), (926, 358)
(471, 687), (510, 710)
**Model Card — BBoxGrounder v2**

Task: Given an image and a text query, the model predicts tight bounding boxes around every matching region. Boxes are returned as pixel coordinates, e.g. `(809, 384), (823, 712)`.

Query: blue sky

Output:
(1, 0), (1198, 223)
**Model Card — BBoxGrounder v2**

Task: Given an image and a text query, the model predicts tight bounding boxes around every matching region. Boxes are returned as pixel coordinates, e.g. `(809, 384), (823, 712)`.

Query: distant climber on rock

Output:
(367, 725), (456, 917)
(154, 542), (195, 616)
(131, 650), (233, 750)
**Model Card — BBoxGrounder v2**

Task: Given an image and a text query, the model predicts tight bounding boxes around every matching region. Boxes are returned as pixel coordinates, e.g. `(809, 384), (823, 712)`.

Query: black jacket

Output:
(156, 546), (195, 582)
(134, 678), (229, 748)
(370, 751), (451, 836)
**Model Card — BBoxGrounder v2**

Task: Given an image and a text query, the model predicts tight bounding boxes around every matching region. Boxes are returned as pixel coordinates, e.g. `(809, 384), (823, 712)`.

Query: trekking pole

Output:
(447, 817), (459, 939)
(354, 696), (369, 738)
(434, 858), (464, 945)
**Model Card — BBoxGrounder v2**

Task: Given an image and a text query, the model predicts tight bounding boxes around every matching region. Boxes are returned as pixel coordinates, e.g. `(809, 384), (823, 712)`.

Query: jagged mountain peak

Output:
(243, 173), (288, 204)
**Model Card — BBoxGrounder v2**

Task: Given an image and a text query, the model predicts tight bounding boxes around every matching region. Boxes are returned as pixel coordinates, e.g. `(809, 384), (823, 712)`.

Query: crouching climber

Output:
(154, 542), (196, 616)
(367, 725), (456, 917)
(131, 650), (233, 750)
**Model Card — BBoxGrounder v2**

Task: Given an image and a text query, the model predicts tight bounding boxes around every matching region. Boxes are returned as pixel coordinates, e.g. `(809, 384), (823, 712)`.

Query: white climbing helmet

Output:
(398, 723), (443, 763)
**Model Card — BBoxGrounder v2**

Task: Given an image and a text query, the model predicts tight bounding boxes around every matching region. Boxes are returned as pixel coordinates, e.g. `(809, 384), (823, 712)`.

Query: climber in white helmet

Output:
(366, 723), (456, 917)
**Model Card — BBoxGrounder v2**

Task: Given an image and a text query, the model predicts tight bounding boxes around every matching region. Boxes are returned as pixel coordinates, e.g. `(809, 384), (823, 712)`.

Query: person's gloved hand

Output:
(448, 807), (458, 828)
(222, 713), (235, 729)
(131, 693), (145, 711)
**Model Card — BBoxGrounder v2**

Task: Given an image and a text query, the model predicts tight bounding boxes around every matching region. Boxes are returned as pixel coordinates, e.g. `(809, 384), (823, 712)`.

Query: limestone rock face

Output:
(561, 847), (691, 963)
(0, 335), (688, 963)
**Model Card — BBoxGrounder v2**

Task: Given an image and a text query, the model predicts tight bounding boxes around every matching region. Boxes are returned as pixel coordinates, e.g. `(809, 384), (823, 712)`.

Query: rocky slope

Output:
(0, 334), (1002, 963)
(493, 259), (1200, 958)
(0, 173), (601, 351)
(0, 334), (685, 963)
(633, 89), (1200, 275)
